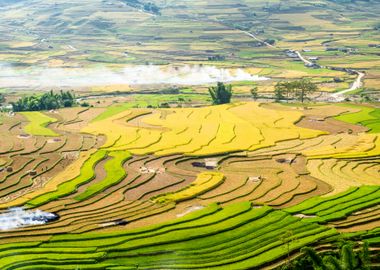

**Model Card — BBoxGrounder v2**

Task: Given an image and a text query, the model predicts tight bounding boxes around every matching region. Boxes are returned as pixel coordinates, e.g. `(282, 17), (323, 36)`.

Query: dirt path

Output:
(331, 71), (365, 101)
(295, 50), (314, 66)
(185, 16), (365, 102)
(293, 50), (365, 101)
(241, 30), (277, 49)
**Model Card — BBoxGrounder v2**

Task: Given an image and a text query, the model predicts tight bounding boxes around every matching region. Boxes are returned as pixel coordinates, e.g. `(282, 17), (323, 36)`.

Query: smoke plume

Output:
(0, 207), (58, 231)
(0, 63), (268, 89)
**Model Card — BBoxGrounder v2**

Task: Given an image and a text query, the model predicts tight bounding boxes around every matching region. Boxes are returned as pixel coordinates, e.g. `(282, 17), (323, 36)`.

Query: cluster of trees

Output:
(143, 2), (160, 14)
(251, 87), (259, 100)
(208, 55), (226, 61)
(121, 0), (160, 15)
(358, 92), (375, 103)
(231, 22), (255, 31)
(265, 38), (276, 45)
(274, 79), (318, 103)
(280, 241), (371, 270)
(208, 82), (233, 105)
(11, 90), (75, 112)
(208, 79), (317, 105)
(0, 93), (5, 104)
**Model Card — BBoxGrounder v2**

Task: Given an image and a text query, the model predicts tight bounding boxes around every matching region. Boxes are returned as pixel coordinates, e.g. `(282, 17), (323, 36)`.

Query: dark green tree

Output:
(11, 90), (75, 112)
(323, 255), (342, 270)
(358, 241), (370, 270)
(274, 82), (288, 102)
(208, 82), (232, 105)
(281, 230), (299, 267)
(60, 90), (75, 107)
(0, 93), (5, 104)
(265, 38), (276, 45)
(292, 79), (318, 103)
(341, 244), (357, 270)
(359, 93), (373, 103)
(274, 79), (318, 103)
(301, 247), (328, 270)
(250, 87), (259, 100)
(290, 242), (371, 270)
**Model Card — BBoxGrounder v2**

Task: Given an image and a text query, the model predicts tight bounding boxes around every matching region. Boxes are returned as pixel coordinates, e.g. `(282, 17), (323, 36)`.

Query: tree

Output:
(359, 93), (373, 103)
(323, 255), (343, 270)
(208, 82), (232, 105)
(250, 87), (259, 100)
(292, 79), (318, 103)
(265, 38), (276, 45)
(301, 247), (328, 270)
(359, 241), (370, 270)
(280, 230), (298, 267)
(274, 82), (289, 102)
(143, 2), (160, 14)
(61, 90), (75, 107)
(274, 87), (284, 102)
(341, 244), (357, 270)
(275, 81), (294, 102)
(274, 79), (318, 103)
(0, 93), (5, 104)
(11, 90), (75, 112)
(289, 242), (371, 270)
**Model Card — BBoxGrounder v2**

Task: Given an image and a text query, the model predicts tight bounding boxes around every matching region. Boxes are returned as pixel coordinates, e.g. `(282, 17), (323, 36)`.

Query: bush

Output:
(208, 82), (232, 105)
(11, 90), (75, 112)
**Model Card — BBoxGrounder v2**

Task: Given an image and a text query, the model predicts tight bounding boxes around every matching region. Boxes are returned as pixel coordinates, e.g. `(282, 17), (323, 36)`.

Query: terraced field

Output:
(0, 102), (379, 269)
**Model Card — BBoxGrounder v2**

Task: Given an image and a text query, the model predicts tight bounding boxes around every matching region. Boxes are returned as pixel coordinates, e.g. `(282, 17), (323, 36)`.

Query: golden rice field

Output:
(82, 102), (325, 155)
(0, 102), (379, 269)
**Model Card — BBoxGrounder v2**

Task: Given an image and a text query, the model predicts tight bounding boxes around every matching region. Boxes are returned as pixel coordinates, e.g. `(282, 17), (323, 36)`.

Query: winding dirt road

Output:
(294, 50), (365, 101)
(233, 26), (365, 102)
(295, 51), (314, 66)
(241, 31), (277, 49)
(331, 71), (365, 101)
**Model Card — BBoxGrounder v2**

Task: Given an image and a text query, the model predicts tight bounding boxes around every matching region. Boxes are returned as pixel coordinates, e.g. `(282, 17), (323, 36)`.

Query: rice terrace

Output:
(0, 0), (379, 269)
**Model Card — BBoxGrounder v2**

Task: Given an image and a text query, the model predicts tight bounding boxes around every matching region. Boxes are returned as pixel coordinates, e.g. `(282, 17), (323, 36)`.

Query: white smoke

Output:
(0, 63), (268, 88)
(0, 207), (58, 231)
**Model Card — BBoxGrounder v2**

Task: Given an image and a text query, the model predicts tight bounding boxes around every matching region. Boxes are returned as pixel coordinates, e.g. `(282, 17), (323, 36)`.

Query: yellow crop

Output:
(82, 102), (325, 156)
(304, 134), (379, 159)
(307, 158), (379, 196)
(153, 172), (225, 203)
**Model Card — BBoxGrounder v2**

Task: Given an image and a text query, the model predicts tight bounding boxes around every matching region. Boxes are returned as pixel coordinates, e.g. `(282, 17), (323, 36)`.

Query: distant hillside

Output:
(0, 0), (378, 93)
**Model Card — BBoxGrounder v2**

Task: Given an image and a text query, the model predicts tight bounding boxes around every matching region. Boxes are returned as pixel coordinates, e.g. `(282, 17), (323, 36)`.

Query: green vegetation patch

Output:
(334, 104), (380, 133)
(27, 150), (108, 207)
(20, 112), (59, 137)
(75, 151), (132, 201)
(92, 103), (135, 122)
(285, 186), (380, 223)
(0, 202), (337, 269)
